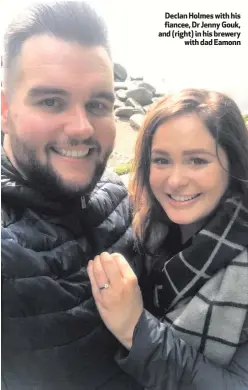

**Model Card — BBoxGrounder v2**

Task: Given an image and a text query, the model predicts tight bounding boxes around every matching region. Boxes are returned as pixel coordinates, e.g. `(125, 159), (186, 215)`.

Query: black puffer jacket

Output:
(1, 152), (142, 390)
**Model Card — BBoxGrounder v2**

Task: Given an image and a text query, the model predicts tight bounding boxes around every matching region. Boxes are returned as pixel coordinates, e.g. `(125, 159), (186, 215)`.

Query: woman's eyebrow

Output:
(151, 148), (215, 157)
(182, 149), (216, 157)
(151, 149), (169, 155)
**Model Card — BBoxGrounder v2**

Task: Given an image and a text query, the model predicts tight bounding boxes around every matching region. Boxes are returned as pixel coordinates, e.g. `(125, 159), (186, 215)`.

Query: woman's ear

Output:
(1, 89), (10, 134)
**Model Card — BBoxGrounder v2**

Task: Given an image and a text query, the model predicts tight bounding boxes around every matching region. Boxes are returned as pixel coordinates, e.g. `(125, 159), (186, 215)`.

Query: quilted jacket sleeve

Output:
(116, 310), (248, 390)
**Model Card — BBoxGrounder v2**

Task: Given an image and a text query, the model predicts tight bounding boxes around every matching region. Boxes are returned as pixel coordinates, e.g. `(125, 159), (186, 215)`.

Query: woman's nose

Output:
(167, 166), (189, 189)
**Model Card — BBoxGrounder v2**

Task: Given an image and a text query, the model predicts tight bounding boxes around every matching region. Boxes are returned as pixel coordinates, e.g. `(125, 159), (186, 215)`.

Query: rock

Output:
(114, 98), (124, 109)
(143, 104), (152, 113)
(115, 107), (143, 119)
(138, 82), (156, 96)
(114, 82), (128, 91)
(125, 98), (146, 114)
(116, 89), (127, 102)
(130, 75), (143, 81)
(125, 98), (136, 108)
(129, 113), (145, 129)
(114, 63), (128, 82)
(126, 87), (153, 106)
(154, 91), (165, 97)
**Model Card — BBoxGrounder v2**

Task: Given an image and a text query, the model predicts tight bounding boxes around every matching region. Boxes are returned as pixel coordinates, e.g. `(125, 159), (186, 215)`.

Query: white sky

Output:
(1, 0), (248, 111)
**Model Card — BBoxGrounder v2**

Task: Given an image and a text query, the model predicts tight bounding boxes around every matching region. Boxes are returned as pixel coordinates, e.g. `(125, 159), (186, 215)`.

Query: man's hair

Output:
(3, 1), (111, 95)
(129, 88), (248, 247)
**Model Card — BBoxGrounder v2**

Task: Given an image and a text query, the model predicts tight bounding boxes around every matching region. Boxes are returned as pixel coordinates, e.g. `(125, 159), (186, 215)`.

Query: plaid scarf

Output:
(152, 197), (248, 365)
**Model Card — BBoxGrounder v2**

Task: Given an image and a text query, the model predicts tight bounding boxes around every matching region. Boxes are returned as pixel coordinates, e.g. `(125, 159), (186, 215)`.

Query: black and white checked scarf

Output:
(152, 197), (248, 365)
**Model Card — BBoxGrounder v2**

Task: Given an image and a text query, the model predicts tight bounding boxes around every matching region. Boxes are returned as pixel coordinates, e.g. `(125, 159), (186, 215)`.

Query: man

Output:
(1, 2), (141, 389)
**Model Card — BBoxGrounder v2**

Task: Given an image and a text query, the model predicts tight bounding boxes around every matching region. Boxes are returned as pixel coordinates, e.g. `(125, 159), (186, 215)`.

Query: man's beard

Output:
(8, 133), (112, 200)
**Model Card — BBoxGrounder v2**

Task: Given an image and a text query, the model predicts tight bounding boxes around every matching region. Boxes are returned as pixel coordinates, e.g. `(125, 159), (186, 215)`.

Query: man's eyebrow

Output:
(151, 148), (216, 157)
(27, 87), (69, 98)
(27, 88), (115, 103)
(91, 91), (115, 103)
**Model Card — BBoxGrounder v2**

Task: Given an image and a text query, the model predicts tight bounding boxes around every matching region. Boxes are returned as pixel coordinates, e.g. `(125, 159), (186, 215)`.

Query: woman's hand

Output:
(87, 252), (143, 350)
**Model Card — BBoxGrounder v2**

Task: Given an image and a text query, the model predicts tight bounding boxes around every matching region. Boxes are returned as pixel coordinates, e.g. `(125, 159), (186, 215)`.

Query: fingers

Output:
(93, 255), (109, 288)
(96, 252), (122, 290)
(111, 253), (137, 281)
(88, 252), (137, 296)
(87, 260), (102, 303)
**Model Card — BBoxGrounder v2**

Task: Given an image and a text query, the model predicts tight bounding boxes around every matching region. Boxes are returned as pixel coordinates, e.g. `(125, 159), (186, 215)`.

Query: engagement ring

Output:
(99, 283), (110, 291)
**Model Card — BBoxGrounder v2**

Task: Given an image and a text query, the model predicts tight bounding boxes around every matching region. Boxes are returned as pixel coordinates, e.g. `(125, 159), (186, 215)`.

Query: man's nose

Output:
(63, 106), (94, 139)
(167, 165), (189, 189)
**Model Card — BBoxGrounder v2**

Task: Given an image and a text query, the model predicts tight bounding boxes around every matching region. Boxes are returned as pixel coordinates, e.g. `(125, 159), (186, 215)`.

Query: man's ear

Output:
(1, 89), (10, 134)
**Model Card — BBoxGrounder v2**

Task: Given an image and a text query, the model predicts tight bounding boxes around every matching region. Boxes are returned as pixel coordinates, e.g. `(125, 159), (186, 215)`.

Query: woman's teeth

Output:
(53, 148), (91, 158)
(169, 194), (200, 202)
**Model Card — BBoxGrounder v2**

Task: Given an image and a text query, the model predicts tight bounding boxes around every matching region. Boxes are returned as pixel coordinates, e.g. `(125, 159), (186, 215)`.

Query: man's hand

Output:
(87, 252), (143, 350)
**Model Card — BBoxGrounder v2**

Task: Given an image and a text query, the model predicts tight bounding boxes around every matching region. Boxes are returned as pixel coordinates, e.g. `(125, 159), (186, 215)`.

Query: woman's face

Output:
(149, 113), (229, 225)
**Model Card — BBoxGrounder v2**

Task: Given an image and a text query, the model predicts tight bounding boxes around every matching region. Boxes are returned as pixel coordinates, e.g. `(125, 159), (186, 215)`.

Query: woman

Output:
(88, 89), (248, 389)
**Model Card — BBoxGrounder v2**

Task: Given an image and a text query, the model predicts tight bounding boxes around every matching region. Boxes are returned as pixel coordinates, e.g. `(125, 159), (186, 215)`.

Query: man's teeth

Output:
(169, 194), (199, 202)
(54, 148), (90, 158)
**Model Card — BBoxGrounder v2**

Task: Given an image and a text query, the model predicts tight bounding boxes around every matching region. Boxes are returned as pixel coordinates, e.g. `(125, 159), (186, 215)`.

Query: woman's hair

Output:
(129, 88), (248, 245)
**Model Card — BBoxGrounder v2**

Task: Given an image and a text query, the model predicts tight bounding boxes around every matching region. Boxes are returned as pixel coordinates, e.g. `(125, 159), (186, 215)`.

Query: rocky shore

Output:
(108, 63), (165, 170)
(113, 62), (164, 129)
(109, 63), (248, 176)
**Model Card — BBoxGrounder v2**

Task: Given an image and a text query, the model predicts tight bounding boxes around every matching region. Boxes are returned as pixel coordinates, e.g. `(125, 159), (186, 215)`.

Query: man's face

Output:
(2, 35), (116, 196)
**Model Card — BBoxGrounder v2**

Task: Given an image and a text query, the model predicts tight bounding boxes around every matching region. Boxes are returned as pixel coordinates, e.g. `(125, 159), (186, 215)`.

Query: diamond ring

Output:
(99, 283), (110, 291)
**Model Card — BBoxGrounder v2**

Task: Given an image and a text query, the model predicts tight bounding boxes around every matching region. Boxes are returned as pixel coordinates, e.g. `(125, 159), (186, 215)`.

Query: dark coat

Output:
(1, 152), (142, 390)
(116, 308), (248, 390)
(115, 217), (248, 390)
